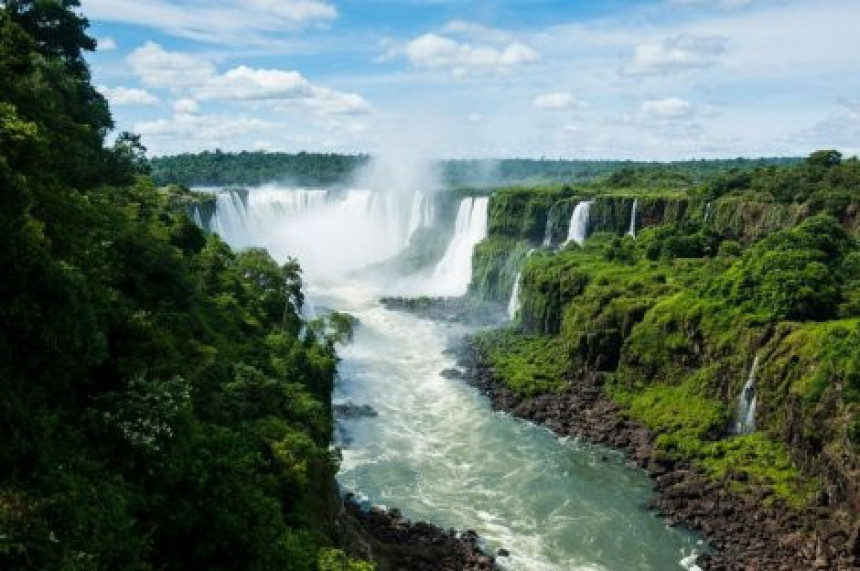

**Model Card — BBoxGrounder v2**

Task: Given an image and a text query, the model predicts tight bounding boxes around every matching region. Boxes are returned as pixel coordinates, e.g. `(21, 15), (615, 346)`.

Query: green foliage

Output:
(150, 150), (368, 187)
(0, 5), (353, 569)
(471, 329), (569, 396)
(318, 548), (376, 571)
(712, 215), (851, 320)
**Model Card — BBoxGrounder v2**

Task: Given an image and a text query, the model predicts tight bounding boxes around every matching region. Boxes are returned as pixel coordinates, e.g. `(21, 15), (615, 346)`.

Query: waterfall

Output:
(733, 356), (760, 435)
(195, 184), (425, 280)
(405, 191), (435, 246)
(704, 202), (712, 223)
(565, 200), (593, 246)
(507, 249), (536, 321)
(430, 197), (489, 296)
(507, 273), (522, 320)
(628, 199), (638, 238)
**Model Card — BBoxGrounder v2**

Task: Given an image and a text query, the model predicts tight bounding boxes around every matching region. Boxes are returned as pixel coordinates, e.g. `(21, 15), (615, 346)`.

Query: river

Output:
(195, 183), (702, 570)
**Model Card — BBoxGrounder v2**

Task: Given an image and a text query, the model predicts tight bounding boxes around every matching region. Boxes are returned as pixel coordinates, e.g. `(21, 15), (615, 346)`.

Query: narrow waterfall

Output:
(565, 200), (593, 246)
(628, 199), (638, 238)
(543, 203), (557, 247)
(733, 356), (760, 435)
(507, 272), (523, 320)
(405, 191), (424, 245)
(507, 249), (536, 320)
(430, 197), (489, 296)
(704, 202), (712, 223)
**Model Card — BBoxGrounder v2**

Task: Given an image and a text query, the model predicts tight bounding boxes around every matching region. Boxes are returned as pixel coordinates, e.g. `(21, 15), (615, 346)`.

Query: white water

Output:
(430, 197), (489, 296)
(566, 200), (593, 246)
(733, 356), (759, 435)
(507, 272), (522, 320)
(405, 191), (436, 246)
(628, 199), (638, 238)
(704, 202), (712, 223)
(199, 183), (701, 570)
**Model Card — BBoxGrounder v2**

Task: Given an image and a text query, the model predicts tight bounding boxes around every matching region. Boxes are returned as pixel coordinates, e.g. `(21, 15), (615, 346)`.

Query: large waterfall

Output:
(733, 356), (760, 435)
(197, 184), (422, 280)
(430, 197), (489, 296)
(628, 199), (638, 238)
(565, 200), (593, 246)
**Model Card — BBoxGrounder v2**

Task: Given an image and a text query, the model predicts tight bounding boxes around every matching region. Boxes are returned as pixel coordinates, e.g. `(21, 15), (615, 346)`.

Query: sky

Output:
(81, 0), (860, 160)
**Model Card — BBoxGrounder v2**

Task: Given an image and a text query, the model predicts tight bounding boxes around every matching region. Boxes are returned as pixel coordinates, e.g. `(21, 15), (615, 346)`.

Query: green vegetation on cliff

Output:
(471, 157), (860, 511)
(0, 4), (363, 569)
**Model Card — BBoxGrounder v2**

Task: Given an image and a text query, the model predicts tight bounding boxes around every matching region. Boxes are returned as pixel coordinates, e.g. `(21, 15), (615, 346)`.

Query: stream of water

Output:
(197, 184), (702, 570)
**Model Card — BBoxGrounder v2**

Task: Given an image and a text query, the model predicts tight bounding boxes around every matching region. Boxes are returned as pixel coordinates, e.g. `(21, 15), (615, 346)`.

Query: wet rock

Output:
(449, 336), (856, 571)
(334, 402), (379, 418)
(441, 368), (465, 380)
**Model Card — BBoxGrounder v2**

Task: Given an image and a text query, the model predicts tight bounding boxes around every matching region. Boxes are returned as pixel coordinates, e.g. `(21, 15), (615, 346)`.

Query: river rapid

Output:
(195, 183), (702, 570)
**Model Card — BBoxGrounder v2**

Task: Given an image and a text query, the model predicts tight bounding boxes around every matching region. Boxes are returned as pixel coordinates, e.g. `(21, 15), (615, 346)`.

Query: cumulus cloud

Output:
(128, 42), (215, 88)
(195, 65), (371, 115)
(195, 66), (312, 100)
(404, 32), (540, 77)
(640, 97), (695, 119)
(623, 33), (726, 75)
(533, 92), (586, 110)
(97, 86), (159, 106)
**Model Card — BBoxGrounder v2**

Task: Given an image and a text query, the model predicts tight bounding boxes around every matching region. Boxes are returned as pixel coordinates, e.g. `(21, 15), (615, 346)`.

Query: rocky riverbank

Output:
(454, 338), (860, 571)
(336, 495), (496, 570)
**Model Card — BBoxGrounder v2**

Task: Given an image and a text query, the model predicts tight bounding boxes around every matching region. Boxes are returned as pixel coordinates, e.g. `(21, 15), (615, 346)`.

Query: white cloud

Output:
(440, 20), (514, 44)
(97, 86), (160, 106)
(128, 42), (215, 88)
(97, 37), (117, 51)
(173, 98), (200, 115)
(404, 33), (540, 77)
(196, 66), (312, 100)
(640, 97), (695, 119)
(240, 0), (336, 23)
(794, 99), (860, 152)
(195, 65), (371, 115)
(624, 33), (726, 75)
(82, 0), (337, 44)
(533, 92), (586, 110)
(135, 113), (271, 145)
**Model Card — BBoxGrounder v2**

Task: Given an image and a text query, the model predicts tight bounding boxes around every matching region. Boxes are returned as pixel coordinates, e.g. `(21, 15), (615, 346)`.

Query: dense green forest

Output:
(469, 153), (860, 513)
(150, 151), (369, 188)
(151, 150), (800, 190)
(0, 2), (364, 569)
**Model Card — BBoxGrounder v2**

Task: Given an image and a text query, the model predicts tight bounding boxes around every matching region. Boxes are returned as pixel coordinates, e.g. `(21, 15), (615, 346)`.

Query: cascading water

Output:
(566, 200), (593, 246)
(507, 272), (522, 320)
(196, 181), (702, 571)
(405, 191), (436, 246)
(704, 202), (712, 223)
(733, 356), (760, 435)
(430, 197), (489, 296)
(628, 199), (639, 238)
(507, 249), (536, 321)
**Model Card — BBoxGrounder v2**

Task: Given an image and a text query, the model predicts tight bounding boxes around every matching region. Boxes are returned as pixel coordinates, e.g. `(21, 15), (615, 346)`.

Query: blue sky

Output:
(82, 0), (860, 159)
